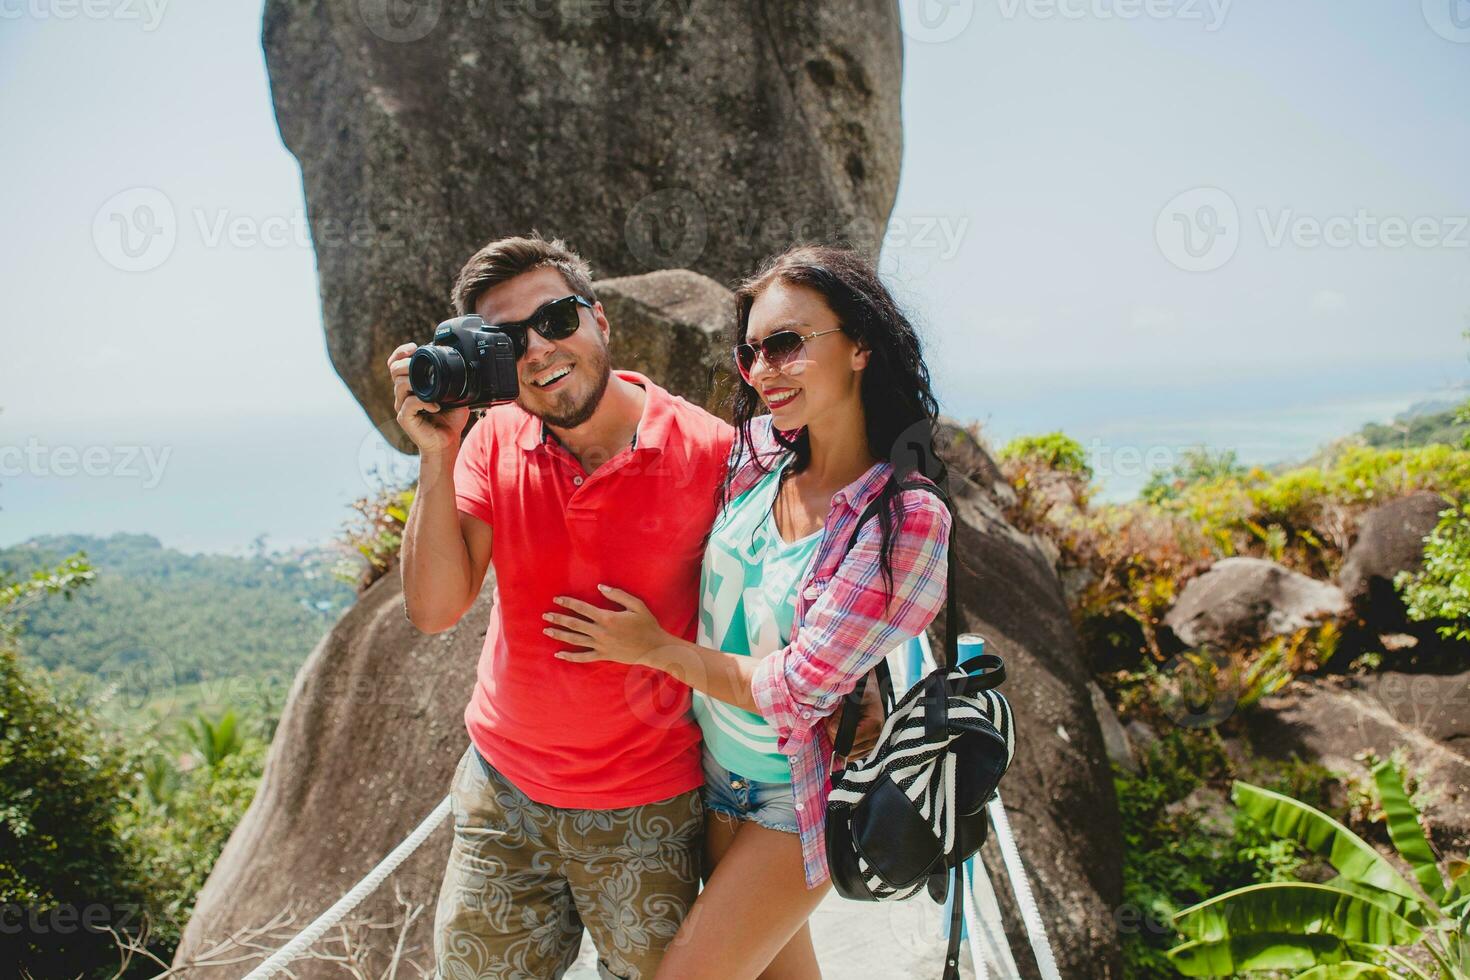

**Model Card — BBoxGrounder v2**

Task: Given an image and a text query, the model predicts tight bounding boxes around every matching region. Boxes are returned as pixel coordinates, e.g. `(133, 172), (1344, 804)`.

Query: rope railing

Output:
(240, 795), (452, 980)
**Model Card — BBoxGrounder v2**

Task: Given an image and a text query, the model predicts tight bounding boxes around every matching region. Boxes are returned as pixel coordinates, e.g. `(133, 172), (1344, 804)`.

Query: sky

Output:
(2, 0), (1467, 554)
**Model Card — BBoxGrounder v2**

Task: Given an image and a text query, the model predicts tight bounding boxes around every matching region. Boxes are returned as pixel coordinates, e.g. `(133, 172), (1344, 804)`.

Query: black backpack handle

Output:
(831, 474), (958, 760)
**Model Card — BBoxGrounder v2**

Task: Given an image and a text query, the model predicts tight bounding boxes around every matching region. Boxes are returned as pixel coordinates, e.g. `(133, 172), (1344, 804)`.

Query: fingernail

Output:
(597, 583), (610, 592)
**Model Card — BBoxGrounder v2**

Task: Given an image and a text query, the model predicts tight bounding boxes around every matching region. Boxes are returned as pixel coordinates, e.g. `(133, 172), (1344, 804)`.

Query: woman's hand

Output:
(545, 585), (675, 666)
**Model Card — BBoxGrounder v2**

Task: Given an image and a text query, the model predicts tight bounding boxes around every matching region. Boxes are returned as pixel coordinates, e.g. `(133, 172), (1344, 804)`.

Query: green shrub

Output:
(0, 645), (147, 977)
(1396, 495), (1470, 643)
(997, 431), (1092, 478)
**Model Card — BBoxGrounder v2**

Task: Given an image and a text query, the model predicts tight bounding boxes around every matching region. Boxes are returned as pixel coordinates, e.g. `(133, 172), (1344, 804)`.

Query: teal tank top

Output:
(691, 457), (821, 783)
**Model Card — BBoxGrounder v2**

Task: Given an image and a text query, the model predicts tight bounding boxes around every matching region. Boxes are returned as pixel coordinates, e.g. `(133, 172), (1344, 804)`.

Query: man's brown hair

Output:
(451, 233), (596, 316)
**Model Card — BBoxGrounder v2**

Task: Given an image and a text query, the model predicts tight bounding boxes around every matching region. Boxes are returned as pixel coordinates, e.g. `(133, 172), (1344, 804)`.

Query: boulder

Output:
(1162, 556), (1349, 652)
(1339, 490), (1457, 639)
(261, 0), (904, 450)
(1246, 671), (1470, 854)
(598, 269), (736, 414)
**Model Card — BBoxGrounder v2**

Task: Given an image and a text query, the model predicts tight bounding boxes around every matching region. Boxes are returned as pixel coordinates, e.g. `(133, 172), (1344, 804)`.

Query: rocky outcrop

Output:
(262, 0), (904, 450)
(1339, 490), (1456, 641)
(1162, 556), (1349, 652)
(1246, 671), (1470, 854)
(598, 269), (735, 413)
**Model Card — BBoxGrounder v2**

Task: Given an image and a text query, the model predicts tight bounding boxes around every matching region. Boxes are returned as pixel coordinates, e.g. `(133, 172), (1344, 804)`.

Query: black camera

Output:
(407, 315), (520, 409)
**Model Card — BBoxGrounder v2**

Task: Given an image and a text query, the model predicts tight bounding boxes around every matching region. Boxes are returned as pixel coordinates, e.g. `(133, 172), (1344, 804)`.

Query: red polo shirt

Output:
(453, 371), (734, 808)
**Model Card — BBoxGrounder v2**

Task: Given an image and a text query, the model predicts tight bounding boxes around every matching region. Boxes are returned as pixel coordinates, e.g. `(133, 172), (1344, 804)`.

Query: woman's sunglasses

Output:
(494, 294), (595, 359)
(733, 327), (844, 383)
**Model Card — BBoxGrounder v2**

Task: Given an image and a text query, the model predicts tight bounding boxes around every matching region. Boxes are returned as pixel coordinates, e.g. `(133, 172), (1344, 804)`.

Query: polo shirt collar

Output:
(514, 368), (671, 454)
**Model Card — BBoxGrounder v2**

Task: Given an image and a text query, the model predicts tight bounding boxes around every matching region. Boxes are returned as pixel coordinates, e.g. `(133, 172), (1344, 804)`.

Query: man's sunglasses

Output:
(493, 294), (595, 359)
(733, 327), (844, 383)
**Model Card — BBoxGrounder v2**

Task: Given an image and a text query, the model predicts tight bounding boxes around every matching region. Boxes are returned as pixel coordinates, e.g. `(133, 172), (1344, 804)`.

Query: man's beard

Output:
(532, 342), (612, 430)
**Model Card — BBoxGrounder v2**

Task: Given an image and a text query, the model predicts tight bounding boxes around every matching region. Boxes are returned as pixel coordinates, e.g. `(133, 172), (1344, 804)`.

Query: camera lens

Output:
(408, 345), (468, 405)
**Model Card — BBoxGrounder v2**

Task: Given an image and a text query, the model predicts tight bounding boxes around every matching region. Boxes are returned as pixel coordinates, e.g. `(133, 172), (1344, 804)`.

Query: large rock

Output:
(599, 268), (736, 413)
(1339, 490), (1457, 639)
(1246, 671), (1470, 854)
(1162, 556), (1349, 652)
(262, 0), (904, 450)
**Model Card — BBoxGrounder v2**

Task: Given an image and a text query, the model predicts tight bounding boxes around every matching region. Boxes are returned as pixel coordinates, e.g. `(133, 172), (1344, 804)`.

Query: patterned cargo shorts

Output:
(433, 743), (703, 980)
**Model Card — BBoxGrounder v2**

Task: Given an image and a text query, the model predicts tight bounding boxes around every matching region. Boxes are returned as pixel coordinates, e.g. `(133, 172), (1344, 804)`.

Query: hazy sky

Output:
(2, 0), (1467, 552)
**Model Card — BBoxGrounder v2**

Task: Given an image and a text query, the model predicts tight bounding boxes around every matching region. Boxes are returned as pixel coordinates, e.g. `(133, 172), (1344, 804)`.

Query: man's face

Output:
(474, 266), (612, 429)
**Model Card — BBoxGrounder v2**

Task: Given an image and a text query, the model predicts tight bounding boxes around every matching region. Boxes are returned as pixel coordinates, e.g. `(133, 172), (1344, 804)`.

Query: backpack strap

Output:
(831, 473), (958, 757)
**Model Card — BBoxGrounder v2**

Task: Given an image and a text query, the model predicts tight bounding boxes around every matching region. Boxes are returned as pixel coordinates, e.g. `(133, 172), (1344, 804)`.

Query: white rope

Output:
(242, 794), (452, 980)
(987, 794), (1061, 980)
(965, 856), (1022, 979)
(911, 632), (1059, 980)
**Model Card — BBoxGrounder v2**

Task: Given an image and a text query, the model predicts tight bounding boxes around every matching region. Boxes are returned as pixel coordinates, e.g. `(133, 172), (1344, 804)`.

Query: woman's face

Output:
(743, 281), (870, 431)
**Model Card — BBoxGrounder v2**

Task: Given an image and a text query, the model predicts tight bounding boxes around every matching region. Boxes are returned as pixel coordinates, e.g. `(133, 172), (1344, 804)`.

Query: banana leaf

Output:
(1233, 781), (1422, 906)
(1321, 875), (1420, 921)
(1291, 964), (1395, 979)
(1372, 759), (1447, 904)
(1168, 932), (1364, 976)
(1173, 882), (1423, 946)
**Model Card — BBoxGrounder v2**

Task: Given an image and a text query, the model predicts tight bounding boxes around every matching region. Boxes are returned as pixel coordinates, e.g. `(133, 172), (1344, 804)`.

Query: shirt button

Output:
(794, 803), (804, 811)
(804, 585), (821, 600)
(572, 476), (584, 486)
(800, 709), (813, 719)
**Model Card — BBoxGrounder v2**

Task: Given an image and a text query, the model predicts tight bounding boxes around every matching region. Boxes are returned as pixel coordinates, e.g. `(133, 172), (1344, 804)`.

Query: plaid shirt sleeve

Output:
(750, 489), (953, 753)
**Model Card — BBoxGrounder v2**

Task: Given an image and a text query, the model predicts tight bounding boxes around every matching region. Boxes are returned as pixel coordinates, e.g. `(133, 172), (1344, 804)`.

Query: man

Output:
(392, 234), (879, 979)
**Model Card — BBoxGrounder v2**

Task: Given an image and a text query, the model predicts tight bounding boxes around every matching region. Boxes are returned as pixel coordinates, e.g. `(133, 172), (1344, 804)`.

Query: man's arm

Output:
(400, 450), (493, 633)
(387, 341), (494, 634)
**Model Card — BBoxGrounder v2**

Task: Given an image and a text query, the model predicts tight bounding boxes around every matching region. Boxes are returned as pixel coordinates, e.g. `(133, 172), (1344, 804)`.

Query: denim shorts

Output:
(700, 749), (799, 834)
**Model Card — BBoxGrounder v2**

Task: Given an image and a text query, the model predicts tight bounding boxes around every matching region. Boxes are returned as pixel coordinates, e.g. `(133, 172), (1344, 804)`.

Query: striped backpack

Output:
(824, 478), (1016, 980)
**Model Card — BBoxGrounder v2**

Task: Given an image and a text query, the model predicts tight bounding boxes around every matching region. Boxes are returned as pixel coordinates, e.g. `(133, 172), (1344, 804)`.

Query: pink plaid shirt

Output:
(729, 416), (953, 888)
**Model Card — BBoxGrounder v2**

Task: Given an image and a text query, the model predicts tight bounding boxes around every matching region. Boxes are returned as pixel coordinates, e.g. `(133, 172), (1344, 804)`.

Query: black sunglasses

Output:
(733, 327), (844, 383)
(492, 294), (594, 359)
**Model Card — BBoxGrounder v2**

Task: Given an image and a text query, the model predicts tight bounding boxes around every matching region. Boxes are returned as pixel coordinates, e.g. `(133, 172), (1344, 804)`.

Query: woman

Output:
(541, 244), (953, 979)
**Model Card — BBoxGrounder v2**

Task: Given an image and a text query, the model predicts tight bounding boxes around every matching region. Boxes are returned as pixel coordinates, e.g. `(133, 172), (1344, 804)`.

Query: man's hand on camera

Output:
(387, 342), (471, 457)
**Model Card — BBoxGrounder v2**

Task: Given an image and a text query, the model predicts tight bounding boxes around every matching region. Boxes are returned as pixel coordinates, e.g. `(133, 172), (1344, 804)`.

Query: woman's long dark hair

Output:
(720, 244), (948, 592)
